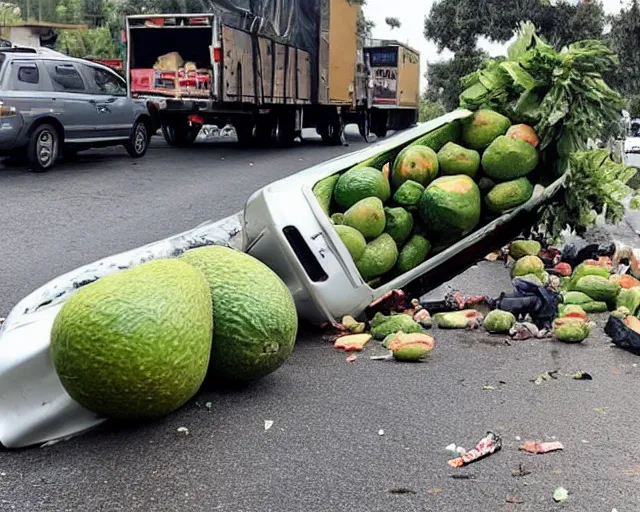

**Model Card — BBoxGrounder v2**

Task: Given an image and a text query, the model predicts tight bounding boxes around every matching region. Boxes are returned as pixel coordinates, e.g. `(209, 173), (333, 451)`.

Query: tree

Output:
(424, 0), (605, 53)
(385, 17), (400, 30)
(423, 0), (607, 112)
(608, 0), (640, 105)
(425, 49), (487, 111)
(418, 92), (446, 122)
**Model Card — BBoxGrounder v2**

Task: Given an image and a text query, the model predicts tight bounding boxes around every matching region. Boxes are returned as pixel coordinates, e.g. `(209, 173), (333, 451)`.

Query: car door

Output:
(2, 59), (51, 145)
(80, 64), (134, 140)
(42, 60), (99, 143)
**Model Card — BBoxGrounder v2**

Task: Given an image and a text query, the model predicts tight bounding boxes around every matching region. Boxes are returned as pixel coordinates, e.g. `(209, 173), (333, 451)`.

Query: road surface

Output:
(1, 134), (640, 512)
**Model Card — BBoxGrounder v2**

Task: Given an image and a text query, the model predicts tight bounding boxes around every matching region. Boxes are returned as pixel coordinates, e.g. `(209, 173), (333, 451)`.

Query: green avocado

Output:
(50, 259), (213, 420)
(437, 142), (481, 179)
(335, 225), (367, 261)
(419, 175), (481, 236)
(392, 180), (425, 208)
(181, 246), (298, 383)
(481, 136), (539, 181)
(356, 233), (399, 280)
(485, 177), (534, 214)
(396, 235), (431, 274)
(312, 174), (339, 216)
(344, 197), (386, 240)
(384, 207), (414, 245)
(461, 109), (511, 150)
(334, 167), (391, 209)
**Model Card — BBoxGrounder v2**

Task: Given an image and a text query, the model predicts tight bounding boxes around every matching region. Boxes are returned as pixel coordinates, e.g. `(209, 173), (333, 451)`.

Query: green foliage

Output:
(538, 150), (636, 240)
(418, 94), (445, 122)
(459, 25), (624, 174)
(425, 49), (487, 111)
(55, 26), (118, 58)
(424, 0), (606, 54)
(385, 17), (401, 30)
(608, 0), (640, 99)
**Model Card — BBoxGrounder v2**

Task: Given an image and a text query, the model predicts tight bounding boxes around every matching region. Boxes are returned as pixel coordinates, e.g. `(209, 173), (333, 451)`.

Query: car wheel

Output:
(125, 121), (149, 158)
(27, 124), (59, 172)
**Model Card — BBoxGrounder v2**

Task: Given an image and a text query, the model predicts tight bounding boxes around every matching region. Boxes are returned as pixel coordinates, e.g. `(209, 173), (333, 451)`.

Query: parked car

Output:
(0, 47), (154, 171)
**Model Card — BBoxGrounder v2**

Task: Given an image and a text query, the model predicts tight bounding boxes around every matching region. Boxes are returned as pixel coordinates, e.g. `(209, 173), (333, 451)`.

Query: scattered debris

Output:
(449, 473), (476, 480)
(413, 308), (432, 328)
(520, 441), (564, 454)
(389, 488), (417, 495)
(378, 429), (385, 436)
(176, 427), (190, 435)
(346, 354), (358, 362)
(427, 488), (443, 495)
(531, 370), (559, 385)
(0, 317), (4, 326)
(572, 371), (593, 380)
(341, 315), (366, 334)
(264, 420), (274, 431)
(448, 432), (502, 468)
(434, 310), (483, 329)
(334, 334), (371, 352)
(506, 495), (525, 504)
(594, 407), (607, 415)
(421, 291), (487, 314)
(205, 401), (213, 411)
(553, 487), (569, 503)
(510, 321), (549, 340)
(512, 464), (531, 478)
(482, 385), (497, 391)
(367, 289), (408, 317)
(370, 352), (394, 361)
(489, 279), (561, 330)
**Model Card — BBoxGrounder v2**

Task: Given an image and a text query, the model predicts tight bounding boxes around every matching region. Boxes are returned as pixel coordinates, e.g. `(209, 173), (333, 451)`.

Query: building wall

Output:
(5, 27), (40, 47)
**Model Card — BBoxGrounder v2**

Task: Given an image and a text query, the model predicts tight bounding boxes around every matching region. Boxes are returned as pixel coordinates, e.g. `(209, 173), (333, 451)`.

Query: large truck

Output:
(124, 0), (419, 147)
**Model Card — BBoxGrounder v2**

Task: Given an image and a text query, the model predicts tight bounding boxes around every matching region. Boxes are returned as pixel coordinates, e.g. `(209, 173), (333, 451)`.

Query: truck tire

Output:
(358, 111), (371, 142)
(372, 112), (388, 138)
(161, 120), (200, 147)
(277, 111), (297, 147)
(234, 120), (255, 147)
(255, 116), (276, 146)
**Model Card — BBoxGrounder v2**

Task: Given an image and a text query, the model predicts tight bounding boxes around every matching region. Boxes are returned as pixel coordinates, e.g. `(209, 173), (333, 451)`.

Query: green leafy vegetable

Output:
(459, 24), (624, 175)
(538, 150), (636, 240)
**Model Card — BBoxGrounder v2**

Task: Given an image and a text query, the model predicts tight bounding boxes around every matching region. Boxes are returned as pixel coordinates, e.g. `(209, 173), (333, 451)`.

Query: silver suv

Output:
(0, 47), (153, 171)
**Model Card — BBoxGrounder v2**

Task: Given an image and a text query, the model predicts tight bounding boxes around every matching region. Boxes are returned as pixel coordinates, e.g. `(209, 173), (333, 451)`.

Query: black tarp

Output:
(197, 0), (320, 55)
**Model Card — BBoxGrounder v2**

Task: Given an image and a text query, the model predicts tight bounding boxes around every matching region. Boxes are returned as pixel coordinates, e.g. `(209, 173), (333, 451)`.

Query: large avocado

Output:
(334, 167), (391, 209)
(181, 246), (298, 383)
(51, 259), (213, 420)
(481, 136), (539, 181)
(356, 233), (399, 280)
(461, 109), (511, 150)
(344, 197), (386, 240)
(419, 175), (481, 236)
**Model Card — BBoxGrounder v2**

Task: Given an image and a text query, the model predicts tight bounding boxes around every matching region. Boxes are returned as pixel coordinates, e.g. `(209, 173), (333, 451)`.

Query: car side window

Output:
(44, 61), (86, 93)
(18, 65), (38, 84)
(87, 66), (126, 96)
(9, 61), (41, 90)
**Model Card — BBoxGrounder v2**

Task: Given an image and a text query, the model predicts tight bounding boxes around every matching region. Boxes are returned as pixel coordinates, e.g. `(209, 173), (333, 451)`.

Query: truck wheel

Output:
(234, 120), (255, 147)
(358, 111), (371, 142)
(277, 112), (297, 147)
(255, 116), (276, 146)
(161, 120), (200, 147)
(320, 119), (345, 146)
(27, 123), (60, 172)
(372, 110), (388, 138)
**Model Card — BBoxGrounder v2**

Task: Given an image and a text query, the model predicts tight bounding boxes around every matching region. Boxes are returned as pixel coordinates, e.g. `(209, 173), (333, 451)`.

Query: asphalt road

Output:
(1, 133), (640, 511)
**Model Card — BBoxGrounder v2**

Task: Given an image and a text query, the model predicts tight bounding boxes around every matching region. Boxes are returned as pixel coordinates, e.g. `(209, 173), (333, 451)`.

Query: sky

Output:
(363, 0), (627, 89)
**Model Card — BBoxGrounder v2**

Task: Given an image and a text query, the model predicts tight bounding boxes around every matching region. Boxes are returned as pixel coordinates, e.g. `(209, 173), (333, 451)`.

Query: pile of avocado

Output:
(312, 109), (541, 288)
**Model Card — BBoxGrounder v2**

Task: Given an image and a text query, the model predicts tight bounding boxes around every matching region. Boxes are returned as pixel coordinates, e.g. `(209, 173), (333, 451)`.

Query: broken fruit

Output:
(624, 315), (640, 334)
(390, 333), (436, 362)
(334, 334), (372, 352)
(620, 274), (640, 289)
(558, 305), (588, 321)
(434, 310), (483, 329)
(553, 317), (590, 343)
(341, 315), (366, 334)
